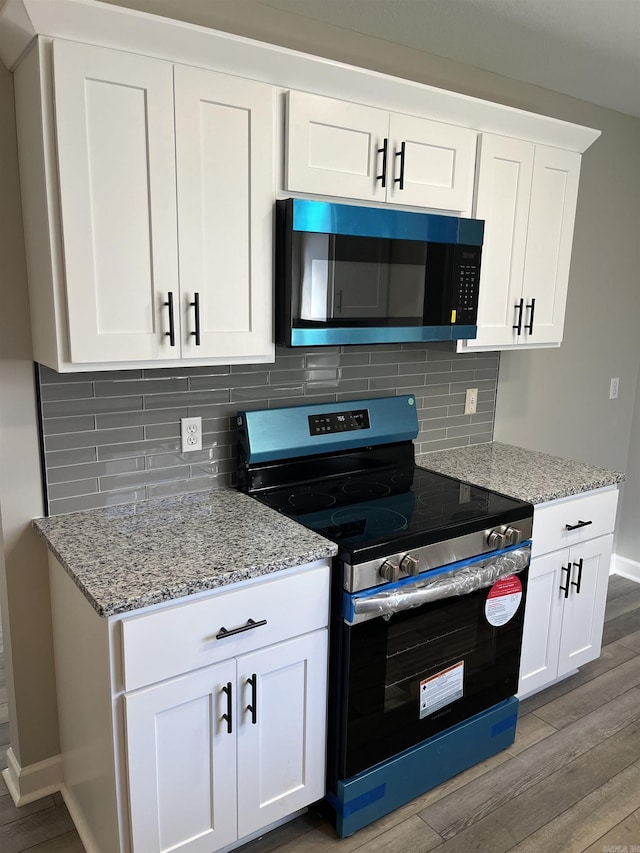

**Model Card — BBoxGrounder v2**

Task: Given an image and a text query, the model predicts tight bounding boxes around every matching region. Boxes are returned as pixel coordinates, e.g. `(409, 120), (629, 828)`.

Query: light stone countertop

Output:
(416, 441), (624, 504)
(34, 489), (337, 617)
(34, 443), (624, 618)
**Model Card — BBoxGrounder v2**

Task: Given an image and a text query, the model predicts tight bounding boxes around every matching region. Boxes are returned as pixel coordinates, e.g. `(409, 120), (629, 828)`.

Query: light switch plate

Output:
(464, 388), (478, 415)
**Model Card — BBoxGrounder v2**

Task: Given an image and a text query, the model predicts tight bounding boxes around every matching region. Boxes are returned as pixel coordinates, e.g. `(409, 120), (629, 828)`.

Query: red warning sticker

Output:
(485, 575), (523, 626)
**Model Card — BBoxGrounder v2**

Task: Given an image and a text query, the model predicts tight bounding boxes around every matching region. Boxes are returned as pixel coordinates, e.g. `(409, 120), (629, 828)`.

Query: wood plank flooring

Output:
(1, 574), (639, 852)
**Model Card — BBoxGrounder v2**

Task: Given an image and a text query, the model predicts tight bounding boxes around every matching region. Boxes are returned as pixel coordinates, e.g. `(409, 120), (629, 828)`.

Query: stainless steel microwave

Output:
(275, 198), (484, 347)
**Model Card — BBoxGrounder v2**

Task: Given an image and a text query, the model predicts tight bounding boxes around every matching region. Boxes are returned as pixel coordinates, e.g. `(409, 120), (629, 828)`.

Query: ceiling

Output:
(100, 0), (640, 118)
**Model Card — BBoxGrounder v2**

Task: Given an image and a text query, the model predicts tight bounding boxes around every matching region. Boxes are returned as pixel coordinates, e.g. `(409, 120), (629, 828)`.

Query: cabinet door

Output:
(174, 66), (274, 361)
(286, 90), (388, 201)
(558, 534), (612, 676)
(52, 40), (179, 363)
(387, 114), (476, 212)
(518, 549), (565, 697)
(462, 134), (534, 350)
(520, 145), (581, 345)
(236, 629), (328, 839)
(125, 662), (237, 853)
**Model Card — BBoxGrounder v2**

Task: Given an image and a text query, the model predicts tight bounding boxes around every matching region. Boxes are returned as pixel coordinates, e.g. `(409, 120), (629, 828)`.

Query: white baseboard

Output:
(611, 554), (640, 583)
(60, 784), (102, 853)
(1, 747), (62, 806)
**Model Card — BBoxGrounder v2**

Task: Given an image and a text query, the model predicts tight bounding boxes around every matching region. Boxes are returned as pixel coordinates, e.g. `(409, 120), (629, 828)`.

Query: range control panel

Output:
(308, 409), (370, 436)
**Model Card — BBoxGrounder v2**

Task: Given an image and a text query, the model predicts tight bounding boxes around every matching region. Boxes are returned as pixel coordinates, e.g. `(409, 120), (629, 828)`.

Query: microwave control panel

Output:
(453, 246), (481, 324)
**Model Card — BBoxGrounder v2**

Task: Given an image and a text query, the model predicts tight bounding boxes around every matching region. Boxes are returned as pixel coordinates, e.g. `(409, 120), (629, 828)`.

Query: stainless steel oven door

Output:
(336, 544), (531, 780)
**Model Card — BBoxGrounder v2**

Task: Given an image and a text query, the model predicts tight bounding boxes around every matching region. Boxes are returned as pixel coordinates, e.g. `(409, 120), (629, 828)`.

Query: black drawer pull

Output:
(565, 519), (593, 531)
(190, 292), (201, 346)
(394, 141), (406, 190)
(246, 673), (257, 725)
(571, 558), (584, 594)
(513, 298), (524, 335)
(221, 682), (232, 734)
(376, 138), (388, 187)
(525, 297), (536, 334)
(216, 617), (267, 640)
(164, 292), (176, 347)
(560, 564), (571, 598)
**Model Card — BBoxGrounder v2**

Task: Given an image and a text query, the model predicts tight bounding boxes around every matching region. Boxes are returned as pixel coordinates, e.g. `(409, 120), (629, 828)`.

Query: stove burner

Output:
(331, 506), (409, 533)
(342, 481), (392, 500)
(288, 491), (336, 512)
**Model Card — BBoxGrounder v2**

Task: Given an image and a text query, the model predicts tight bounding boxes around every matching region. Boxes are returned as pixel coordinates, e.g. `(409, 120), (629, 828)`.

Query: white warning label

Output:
(420, 660), (464, 719)
(485, 575), (523, 627)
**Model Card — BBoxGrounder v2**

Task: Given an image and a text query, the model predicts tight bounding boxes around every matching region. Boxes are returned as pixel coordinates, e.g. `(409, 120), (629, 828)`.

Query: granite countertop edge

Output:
(33, 488), (338, 618)
(416, 441), (625, 504)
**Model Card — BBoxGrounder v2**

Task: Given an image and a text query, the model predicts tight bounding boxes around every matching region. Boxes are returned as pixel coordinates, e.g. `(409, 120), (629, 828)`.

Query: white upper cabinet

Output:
(174, 65), (274, 362)
(53, 41), (180, 364)
(286, 90), (477, 214)
(459, 134), (581, 351)
(3, 0), (600, 370)
(16, 38), (275, 371)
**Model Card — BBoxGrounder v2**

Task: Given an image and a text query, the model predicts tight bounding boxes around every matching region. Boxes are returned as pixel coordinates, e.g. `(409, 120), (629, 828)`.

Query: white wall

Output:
(0, 63), (59, 768)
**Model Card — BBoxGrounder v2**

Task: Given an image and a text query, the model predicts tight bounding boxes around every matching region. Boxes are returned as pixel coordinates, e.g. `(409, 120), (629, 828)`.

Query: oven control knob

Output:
(379, 560), (400, 582)
(487, 529), (506, 550)
(505, 526), (522, 546)
(400, 554), (420, 576)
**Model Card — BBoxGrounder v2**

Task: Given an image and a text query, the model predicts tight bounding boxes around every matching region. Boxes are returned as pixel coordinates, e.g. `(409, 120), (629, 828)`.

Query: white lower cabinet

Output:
(46, 558), (330, 853)
(518, 487), (618, 697)
(126, 630), (328, 852)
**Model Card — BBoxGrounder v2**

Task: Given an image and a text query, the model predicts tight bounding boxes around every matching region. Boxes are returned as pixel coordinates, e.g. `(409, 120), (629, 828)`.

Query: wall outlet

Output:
(464, 388), (478, 415)
(181, 416), (202, 452)
(609, 377), (619, 400)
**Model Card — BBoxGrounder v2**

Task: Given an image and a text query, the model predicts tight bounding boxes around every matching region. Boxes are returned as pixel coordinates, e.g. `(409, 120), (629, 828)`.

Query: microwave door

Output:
(330, 237), (391, 320)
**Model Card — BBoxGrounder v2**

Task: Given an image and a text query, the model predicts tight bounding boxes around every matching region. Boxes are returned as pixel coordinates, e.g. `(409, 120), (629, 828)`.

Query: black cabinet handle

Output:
(571, 558), (584, 594)
(164, 292), (176, 347)
(394, 141), (406, 190)
(565, 519), (593, 531)
(376, 138), (388, 188)
(560, 564), (571, 598)
(190, 292), (201, 346)
(513, 298), (524, 335)
(525, 297), (536, 334)
(221, 682), (232, 734)
(216, 617), (267, 640)
(246, 673), (257, 725)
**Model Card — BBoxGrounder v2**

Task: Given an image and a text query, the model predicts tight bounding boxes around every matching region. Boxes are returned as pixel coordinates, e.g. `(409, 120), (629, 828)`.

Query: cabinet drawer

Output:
(121, 561), (330, 691)
(531, 488), (618, 558)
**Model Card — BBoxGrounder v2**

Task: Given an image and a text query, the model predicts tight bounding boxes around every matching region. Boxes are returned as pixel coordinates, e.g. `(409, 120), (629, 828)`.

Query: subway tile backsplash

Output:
(37, 345), (499, 515)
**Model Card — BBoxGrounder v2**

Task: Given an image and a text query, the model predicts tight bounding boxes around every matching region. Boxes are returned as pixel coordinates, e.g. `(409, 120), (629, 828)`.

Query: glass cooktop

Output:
(256, 464), (533, 564)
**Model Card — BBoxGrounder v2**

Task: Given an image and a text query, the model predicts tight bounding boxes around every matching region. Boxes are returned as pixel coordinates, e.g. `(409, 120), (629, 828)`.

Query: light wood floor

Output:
(1, 574), (639, 852)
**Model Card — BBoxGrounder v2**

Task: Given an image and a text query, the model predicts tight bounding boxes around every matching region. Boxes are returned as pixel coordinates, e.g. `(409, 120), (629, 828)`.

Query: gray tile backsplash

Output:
(37, 345), (499, 515)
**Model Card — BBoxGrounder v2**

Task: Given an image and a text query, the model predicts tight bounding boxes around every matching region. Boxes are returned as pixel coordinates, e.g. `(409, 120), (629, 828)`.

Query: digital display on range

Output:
(308, 409), (370, 435)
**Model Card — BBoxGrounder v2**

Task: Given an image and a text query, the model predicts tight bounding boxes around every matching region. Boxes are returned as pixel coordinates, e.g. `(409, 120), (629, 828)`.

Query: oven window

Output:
(385, 608), (478, 714)
(293, 232), (428, 324)
(341, 574), (526, 779)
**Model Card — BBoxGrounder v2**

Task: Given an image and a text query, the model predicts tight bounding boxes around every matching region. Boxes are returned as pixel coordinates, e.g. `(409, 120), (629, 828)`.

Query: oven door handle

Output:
(345, 545), (531, 624)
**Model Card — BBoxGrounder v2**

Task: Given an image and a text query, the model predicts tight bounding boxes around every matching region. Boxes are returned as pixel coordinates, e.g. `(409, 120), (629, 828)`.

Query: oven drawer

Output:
(120, 561), (330, 692)
(531, 487), (618, 558)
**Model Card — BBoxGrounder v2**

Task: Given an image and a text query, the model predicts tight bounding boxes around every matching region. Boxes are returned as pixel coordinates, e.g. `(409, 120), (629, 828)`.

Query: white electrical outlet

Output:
(181, 416), (202, 452)
(609, 377), (619, 400)
(464, 388), (478, 415)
